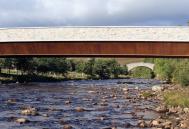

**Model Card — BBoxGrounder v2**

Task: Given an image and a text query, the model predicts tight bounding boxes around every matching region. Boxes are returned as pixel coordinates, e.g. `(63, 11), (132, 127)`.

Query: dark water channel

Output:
(0, 79), (161, 129)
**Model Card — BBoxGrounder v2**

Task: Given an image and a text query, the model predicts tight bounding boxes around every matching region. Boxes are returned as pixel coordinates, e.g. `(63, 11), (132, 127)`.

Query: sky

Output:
(0, 0), (189, 27)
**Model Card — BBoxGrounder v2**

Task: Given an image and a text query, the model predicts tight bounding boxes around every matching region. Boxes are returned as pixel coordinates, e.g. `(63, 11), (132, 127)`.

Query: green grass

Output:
(163, 89), (189, 108)
(141, 91), (154, 98)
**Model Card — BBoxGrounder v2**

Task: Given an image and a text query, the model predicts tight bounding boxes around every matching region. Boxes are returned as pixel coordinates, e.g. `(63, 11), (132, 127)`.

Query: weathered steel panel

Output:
(0, 41), (188, 57)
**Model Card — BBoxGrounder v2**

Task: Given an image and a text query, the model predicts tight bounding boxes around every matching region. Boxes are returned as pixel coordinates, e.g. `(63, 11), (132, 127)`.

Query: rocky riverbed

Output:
(0, 79), (187, 129)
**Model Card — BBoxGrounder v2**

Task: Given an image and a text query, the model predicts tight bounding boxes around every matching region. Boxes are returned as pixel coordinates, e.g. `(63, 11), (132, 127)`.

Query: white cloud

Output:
(0, 0), (189, 27)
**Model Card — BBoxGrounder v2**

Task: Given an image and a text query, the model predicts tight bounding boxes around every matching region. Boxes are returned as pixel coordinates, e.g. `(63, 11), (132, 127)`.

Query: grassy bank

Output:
(0, 71), (130, 84)
(163, 85), (189, 108)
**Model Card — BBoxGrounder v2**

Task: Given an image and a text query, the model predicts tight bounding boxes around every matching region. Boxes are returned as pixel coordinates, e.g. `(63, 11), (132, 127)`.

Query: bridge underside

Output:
(0, 41), (189, 57)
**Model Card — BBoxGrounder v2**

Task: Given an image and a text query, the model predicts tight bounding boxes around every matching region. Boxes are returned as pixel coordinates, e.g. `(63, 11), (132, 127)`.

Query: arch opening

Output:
(129, 66), (155, 79)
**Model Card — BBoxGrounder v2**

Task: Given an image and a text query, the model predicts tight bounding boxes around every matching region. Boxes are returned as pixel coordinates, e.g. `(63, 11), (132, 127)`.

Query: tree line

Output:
(1, 58), (189, 87)
(145, 58), (189, 87)
(0, 58), (128, 80)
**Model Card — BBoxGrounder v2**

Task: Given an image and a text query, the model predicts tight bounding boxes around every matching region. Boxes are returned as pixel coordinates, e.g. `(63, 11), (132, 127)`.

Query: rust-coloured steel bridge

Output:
(0, 27), (189, 57)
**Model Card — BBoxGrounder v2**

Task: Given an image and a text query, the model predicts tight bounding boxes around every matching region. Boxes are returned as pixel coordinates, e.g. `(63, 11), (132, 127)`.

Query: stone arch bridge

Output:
(127, 62), (155, 71)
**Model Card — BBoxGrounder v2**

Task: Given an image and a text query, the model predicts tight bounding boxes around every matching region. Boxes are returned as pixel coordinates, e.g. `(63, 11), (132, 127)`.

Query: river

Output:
(0, 79), (162, 129)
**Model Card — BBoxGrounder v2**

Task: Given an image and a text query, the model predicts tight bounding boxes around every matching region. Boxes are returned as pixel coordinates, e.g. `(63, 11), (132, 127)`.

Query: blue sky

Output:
(0, 0), (189, 27)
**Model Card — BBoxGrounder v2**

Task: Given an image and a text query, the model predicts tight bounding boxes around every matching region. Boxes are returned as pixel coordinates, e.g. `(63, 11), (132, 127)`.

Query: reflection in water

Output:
(0, 79), (161, 129)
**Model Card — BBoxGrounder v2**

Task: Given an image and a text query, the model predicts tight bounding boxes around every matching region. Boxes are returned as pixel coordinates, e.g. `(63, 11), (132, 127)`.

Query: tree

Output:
(14, 58), (35, 75)
(67, 59), (77, 71)
(3, 58), (14, 74)
(93, 59), (111, 79)
(120, 65), (128, 75)
(35, 58), (50, 75)
(108, 59), (122, 78)
(83, 58), (96, 78)
(35, 58), (69, 76)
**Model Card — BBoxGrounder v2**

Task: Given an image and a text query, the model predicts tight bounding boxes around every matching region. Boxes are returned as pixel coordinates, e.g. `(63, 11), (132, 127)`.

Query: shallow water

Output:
(0, 79), (161, 129)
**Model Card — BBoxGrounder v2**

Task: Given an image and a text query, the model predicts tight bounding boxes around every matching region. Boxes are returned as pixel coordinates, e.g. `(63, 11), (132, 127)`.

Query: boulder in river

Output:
(65, 101), (71, 104)
(180, 120), (189, 129)
(155, 105), (168, 113)
(63, 124), (73, 129)
(6, 98), (17, 104)
(152, 85), (164, 92)
(88, 91), (96, 94)
(151, 119), (161, 127)
(138, 120), (148, 128)
(183, 108), (189, 113)
(75, 107), (85, 112)
(16, 118), (30, 124)
(162, 120), (172, 129)
(100, 102), (108, 106)
(122, 87), (129, 92)
(21, 107), (38, 116)
(135, 86), (139, 90)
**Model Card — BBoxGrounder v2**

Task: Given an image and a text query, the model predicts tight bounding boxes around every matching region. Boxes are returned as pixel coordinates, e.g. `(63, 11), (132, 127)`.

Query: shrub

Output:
(154, 59), (175, 81)
(75, 60), (86, 73)
(172, 61), (189, 87)
(163, 90), (189, 107)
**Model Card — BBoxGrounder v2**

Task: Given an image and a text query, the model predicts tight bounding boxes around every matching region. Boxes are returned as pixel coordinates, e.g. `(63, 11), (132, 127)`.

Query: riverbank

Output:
(140, 84), (189, 128)
(0, 72), (131, 84)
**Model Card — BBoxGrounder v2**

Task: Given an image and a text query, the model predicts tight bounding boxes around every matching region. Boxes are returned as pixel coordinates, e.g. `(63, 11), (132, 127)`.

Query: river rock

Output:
(169, 106), (183, 114)
(183, 108), (189, 113)
(21, 107), (38, 116)
(59, 118), (67, 125)
(168, 107), (178, 113)
(110, 94), (116, 98)
(101, 99), (108, 102)
(100, 102), (108, 106)
(63, 124), (73, 129)
(135, 86), (139, 90)
(42, 114), (49, 117)
(122, 87), (129, 92)
(113, 104), (120, 108)
(16, 118), (30, 124)
(155, 105), (168, 113)
(152, 85), (164, 92)
(138, 120), (148, 128)
(124, 122), (132, 128)
(65, 101), (71, 104)
(151, 119), (161, 126)
(75, 107), (85, 112)
(98, 116), (106, 121)
(180, 120), (189, 128)
(88, 91), (96, 94)
(7, 99), (17, 104)
(163, 121), (172, 129)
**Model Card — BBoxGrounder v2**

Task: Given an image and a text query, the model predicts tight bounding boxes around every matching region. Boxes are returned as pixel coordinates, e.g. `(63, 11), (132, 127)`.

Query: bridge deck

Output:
(0, 27), (189, 57)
